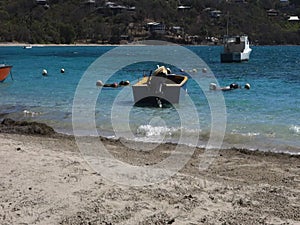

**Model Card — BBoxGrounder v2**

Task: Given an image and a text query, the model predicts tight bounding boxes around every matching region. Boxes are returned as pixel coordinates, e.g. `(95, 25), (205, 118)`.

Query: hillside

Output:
(0, 0), (299, 45)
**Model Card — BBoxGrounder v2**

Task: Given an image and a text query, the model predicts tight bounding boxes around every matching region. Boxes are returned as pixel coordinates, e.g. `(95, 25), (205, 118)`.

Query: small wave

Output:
(23, 110), (42, 117)
(136, 124), (203, 137)
(289, 125), (300, 135)
(241, 132), (260, 137)
(231, 130), (260, 137)
(136, 125), (179, 137)
(135, 124), (205, 148)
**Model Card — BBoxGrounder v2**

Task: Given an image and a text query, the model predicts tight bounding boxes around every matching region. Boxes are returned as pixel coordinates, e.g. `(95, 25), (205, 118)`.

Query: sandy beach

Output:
(0, 42), (148, 47)
(0, 120), (299, 225)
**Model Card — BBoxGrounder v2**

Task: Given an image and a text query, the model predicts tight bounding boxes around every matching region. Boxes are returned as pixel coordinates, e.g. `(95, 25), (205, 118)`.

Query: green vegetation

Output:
(0, 0), (299, 45)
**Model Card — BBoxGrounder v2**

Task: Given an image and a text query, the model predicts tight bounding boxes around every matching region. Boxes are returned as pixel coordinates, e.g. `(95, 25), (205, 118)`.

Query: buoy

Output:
(61, 68), (65, 73)
(192, 68), (197, 73)
(202, 68), (207, 73)
(245, 83), (251, 90)
(209, 83), (217, 90)
(119, 80), (130, 86)
(230, 83), (239, 89)
(42, 69), (48, 76)
(96, 80), (104, 87)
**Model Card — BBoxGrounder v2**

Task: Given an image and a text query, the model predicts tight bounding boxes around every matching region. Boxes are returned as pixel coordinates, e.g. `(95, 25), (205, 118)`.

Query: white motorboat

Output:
(220, 35), (252, 63)
(132, 66), (188, 107)
(23, 45), (32, 49)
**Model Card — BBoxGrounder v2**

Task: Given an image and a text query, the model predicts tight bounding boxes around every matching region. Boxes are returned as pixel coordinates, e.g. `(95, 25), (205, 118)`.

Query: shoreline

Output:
(1, 42), (300, 47)
(0, 42), (129, 47)
(0, 126), (299, 224)
(0, 41), (182, 47)
(1, 118), (299, 156)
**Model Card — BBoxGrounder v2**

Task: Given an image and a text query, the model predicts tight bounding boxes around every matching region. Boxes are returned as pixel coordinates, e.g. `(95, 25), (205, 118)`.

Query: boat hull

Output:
(0, 65), (12, 82)
(132, 75), (188, 106)
(133, 85), (184, 104)
(220, 51), (250, 63)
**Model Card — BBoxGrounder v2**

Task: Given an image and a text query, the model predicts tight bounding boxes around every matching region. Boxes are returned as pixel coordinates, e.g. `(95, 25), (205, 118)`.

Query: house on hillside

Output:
(146, 22), (166, 34)
(210, 10), (222, 18)
(266, 9), (279, 17)
(171, 26), (183, 34)
(84, 0), (95, 4)
(120, 35), (132, 44)
(280, 0), (289, 7)
(288, 16), (300, 21)
(97, 1), (135, 14)
(177, 5), (191, 11)
(105, 2), (135, 11)
(106, 2), (126, 10)
(36, 0), (47, 5)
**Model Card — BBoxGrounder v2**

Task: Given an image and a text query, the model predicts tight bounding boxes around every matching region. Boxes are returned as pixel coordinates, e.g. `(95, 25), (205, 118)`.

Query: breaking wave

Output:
(289, 125), (300, 135)
(137, 125), (180, 137)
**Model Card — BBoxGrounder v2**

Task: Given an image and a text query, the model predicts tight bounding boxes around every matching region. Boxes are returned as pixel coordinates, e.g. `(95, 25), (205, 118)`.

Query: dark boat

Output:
(132, 66), (188, 107)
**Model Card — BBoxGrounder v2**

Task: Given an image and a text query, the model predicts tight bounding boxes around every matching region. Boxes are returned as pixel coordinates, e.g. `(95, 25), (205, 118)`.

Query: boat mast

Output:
(226, 11), (229, 36)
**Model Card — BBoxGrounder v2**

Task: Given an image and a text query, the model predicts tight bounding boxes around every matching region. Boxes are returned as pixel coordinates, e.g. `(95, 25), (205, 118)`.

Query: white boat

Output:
(132, 66), (188, 107)
(23, 45), (32, 49)
(220, 35), (252, 63)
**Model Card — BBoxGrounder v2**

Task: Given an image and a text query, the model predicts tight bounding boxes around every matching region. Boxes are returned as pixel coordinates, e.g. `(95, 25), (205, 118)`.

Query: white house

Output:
(288, 16), (300, 21)
(147, 22), (166, 34)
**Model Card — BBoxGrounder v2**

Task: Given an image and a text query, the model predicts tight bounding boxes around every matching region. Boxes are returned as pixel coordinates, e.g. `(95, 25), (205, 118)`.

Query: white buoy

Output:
(202, 68), (207, 73)
(96, 80), (104, 87)
(42, 69), (48, 76)
(245, 83), (251, 90)
(61, 68), (65, 73)
(209, 83), (217, 90)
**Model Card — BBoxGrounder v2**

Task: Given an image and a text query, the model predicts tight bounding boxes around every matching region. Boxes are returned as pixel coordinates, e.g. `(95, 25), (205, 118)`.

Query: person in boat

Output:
(153, 66), (168, 77)
(209, 83), (250, 91)
(147, 66), (169, 93)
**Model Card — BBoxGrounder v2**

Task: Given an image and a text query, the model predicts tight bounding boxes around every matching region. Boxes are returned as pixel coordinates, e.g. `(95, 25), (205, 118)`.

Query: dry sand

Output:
(0, 124), (299, 224)
(0, 42), (144, 47)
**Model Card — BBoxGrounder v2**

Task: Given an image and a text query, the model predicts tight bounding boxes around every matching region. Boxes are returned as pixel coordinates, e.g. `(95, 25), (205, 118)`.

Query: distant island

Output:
(0, 0), (299, 45)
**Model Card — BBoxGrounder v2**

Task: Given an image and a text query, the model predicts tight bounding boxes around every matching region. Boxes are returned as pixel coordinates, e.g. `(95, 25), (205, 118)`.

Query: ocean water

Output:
(0, 45), (299, 154)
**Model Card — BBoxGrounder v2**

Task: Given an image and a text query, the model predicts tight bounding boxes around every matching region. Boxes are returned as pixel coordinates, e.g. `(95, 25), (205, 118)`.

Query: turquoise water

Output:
(0, 45), (299, 154)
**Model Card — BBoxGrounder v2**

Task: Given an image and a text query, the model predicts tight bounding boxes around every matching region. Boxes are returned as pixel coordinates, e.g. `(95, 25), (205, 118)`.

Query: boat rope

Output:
(10, 70), (13, 81)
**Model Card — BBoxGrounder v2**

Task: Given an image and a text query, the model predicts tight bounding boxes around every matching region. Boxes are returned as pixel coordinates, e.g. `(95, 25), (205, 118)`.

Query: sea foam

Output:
(136, 125), (179, 137)
(289, 125), (300, 135)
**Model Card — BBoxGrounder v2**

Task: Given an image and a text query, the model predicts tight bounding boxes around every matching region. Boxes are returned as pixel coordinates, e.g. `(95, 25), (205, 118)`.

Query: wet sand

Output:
(0, 121), (299, 224)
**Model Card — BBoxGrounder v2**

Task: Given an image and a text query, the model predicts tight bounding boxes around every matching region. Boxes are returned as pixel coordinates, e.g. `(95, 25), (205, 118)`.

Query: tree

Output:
(59, 23), (76, 44)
